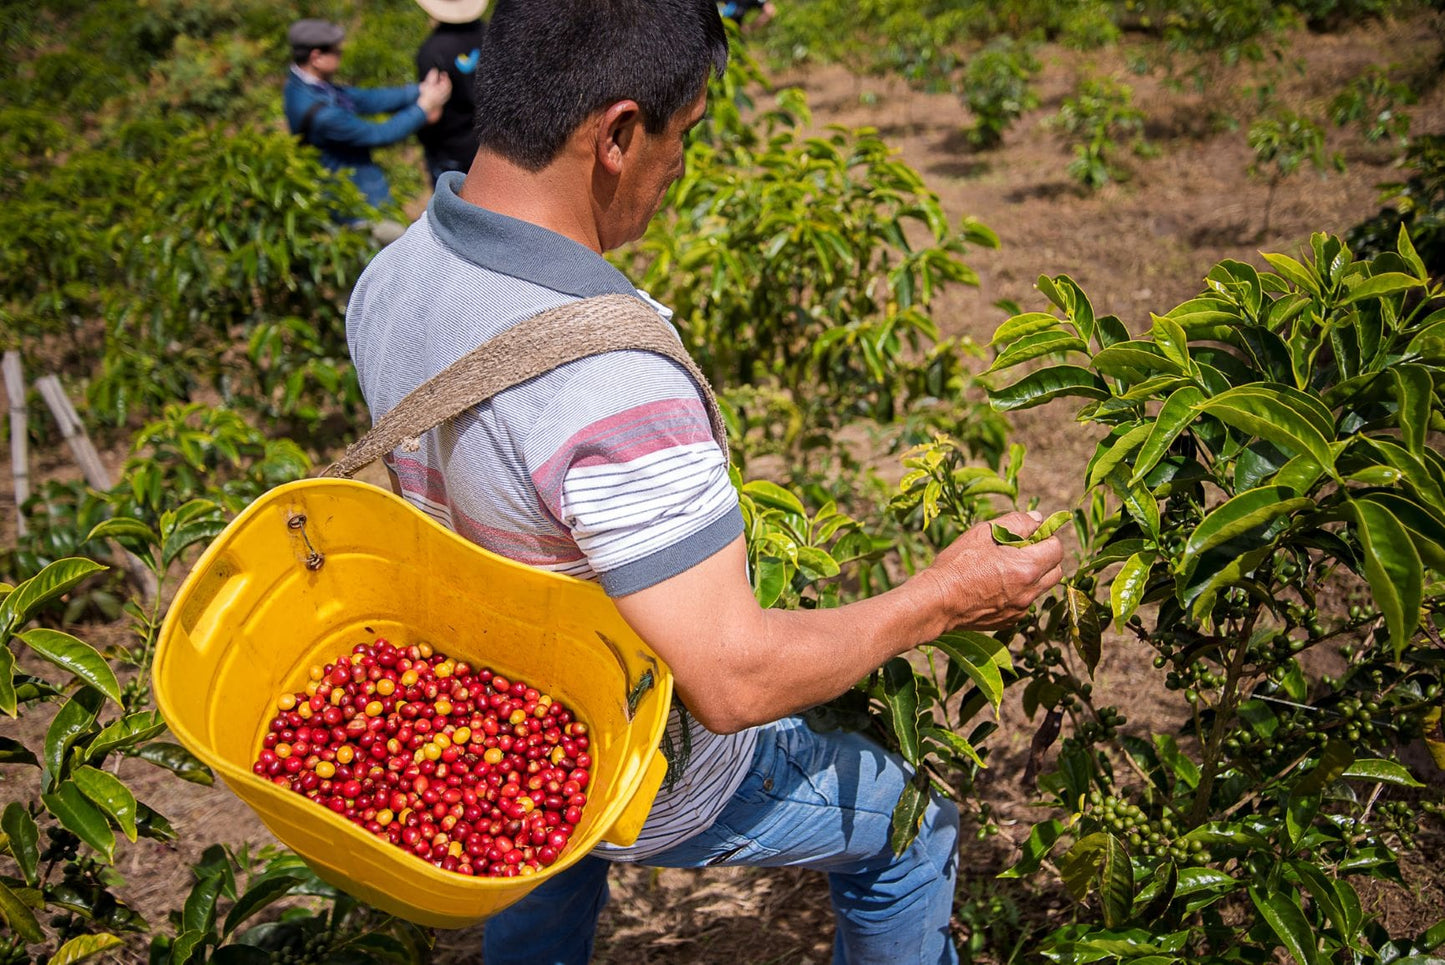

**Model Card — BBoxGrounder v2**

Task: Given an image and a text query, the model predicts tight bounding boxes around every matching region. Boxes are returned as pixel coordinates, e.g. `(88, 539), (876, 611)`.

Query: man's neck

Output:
(459, 150), (604, 253)
(295, 63), (332, 85)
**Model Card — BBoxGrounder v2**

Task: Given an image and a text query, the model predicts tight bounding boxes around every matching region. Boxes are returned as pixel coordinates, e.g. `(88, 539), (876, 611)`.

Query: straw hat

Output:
(414, 0), (488, 23)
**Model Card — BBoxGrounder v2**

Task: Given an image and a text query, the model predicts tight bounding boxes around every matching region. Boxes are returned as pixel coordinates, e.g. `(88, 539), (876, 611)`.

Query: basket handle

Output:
(323, 293), (728, 478)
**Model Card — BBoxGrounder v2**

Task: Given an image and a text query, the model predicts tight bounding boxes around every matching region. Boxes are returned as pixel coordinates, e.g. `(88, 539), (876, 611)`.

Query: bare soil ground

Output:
(5, 10), (1445, 964)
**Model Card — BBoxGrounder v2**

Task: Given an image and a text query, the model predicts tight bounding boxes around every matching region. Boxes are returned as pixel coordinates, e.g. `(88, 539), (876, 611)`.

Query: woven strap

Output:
(323, 293), (728, 478)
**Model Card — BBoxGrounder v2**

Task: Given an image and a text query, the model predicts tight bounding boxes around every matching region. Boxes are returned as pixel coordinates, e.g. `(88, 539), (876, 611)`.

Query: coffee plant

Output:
(977, 228), (1445, 962)
(1051, 77), (1151, 191)
(959, 37), (1041, 150)
(1328, 65), (1416, 146)
(1247, 109), (1339, 237)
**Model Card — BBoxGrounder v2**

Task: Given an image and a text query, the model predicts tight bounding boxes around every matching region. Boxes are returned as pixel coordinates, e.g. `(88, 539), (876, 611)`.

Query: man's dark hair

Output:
(291, 47), (315, 65)
(473, 0), (728, 171)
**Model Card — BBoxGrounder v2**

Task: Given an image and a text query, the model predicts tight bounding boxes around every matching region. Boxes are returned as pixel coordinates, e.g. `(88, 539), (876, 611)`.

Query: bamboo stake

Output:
(3, 351), (28, 537)
(34, 374), (157, 602)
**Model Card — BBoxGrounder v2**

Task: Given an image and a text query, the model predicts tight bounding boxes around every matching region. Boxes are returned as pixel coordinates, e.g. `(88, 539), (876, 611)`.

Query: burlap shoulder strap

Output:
(322, 293), (728, 478)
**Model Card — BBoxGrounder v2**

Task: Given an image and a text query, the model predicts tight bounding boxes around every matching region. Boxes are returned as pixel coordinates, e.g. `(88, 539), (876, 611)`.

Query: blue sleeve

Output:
(310, 95), (428, 149)
(342, 83), (421, 115)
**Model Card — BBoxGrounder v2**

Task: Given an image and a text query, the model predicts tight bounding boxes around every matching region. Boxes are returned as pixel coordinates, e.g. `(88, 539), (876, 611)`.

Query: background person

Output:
(284, 17), (452, 231)
(413, 0), (488, 187)
(720, 0), (777, 32)
(344, 0), (1065, 961)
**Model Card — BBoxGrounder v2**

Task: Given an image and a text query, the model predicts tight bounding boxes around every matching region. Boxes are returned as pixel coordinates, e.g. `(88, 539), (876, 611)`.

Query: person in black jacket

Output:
(414, 0), (488, 186)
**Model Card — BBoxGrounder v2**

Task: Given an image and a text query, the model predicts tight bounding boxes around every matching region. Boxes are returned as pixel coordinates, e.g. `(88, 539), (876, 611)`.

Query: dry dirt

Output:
(5, 11), (1445, 965)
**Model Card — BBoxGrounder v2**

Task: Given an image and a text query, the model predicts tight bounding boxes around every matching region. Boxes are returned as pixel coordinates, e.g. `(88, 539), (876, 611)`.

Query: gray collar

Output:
(426, 171), (637, 298)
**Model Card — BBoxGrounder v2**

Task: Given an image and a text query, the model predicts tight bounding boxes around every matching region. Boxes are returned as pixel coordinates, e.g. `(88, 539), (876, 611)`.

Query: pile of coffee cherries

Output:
(252, 636), (592, 878)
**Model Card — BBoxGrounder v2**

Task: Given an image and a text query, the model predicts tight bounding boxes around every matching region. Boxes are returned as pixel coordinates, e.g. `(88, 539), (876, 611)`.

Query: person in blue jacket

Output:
(283, 18), (452, 212)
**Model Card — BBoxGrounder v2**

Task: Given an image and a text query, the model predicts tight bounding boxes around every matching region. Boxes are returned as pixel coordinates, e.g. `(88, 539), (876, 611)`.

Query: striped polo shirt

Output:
(345, 172), (758, 860)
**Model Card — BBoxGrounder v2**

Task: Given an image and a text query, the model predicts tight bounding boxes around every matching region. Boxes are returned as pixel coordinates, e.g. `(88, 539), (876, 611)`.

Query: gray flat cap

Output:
(288, 18), (346, 49)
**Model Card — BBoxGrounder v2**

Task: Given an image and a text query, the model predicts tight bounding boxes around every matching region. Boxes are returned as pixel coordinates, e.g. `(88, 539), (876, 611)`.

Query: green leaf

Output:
(1342, 758), (1425, 787)
(0, 645), (14, 717)
(85, 711), (168, 763)
(134, 742), (214, 786)
(1340, 271), (1422, 305)
(1130, 387), (1206, 486)
(1290, 860), (1363, 943)
(1173, 867), (1238, 897)
(222, 875), (303, 938)
(1058, 830), (1132, 923)
(1098, 832), (1136, 929)
(2, 803), (40, 885)
(742, 480), (806, 515)
(0, 736), (39, 766)
(991, 311), (1065, 346)
(170, 928), (207, 965)
(86, 517), (157, 546)
(1344, 498), (1423, 655)
(50, 934), (125, 965)
(0, 878), (43, 944)
(1182, 545), (1272, 619)
(1091, 343), (1186, 381)
(991, 510), (1071, 546)
(1272, 453), (1326, 494)
(988, 365), (1109, 411)
(1109, 467), (1161, 539)
(184, 869), (225, 937)
(1000, 819), (1062, 878)
(1249, 885), (1321, 965)
(793, 546), (841, 581)
(0, 558), (108, 637)
(44, 688), (105, 789)
(1132, 860), (1179, 924)
(1392, 363), (1434, 456)
(882, 657), (922, 764)
(1065, 584), (1101, 675)
(1110, 552), (1155, 629)
(1153, 734), (1200, 789)
(887, 774), (929, 857)
(1180, 487), (1314, 576)
(18, 628), (122, 706)
(1196, 386), (1335, 470)
(73, 766), (139, 842)
(930, 632), (1007, 709)
(925, 724), (987, 769)
(1294, 739), (1354, 797)
(1262, 252), (1322, 296)
(985, 330), (1089, 374)
(1087, 423), (1153, 490)
(1150, 314), (1192, 372)
(42, 781), (116, 861)
(1356, 491), (1445, 572)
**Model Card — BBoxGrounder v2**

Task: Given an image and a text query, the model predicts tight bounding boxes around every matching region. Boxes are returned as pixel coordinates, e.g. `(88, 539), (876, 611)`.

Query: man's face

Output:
(605, 86), (708, 251)
(311, 45), (342, 80)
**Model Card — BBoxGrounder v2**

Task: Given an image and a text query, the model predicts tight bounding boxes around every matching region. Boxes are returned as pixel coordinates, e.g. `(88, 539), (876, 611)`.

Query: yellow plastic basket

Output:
(153, 478), (673, 928)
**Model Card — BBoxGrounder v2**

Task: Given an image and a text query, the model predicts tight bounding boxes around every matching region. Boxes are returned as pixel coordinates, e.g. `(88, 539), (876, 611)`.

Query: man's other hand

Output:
(418, 68), (453, 123)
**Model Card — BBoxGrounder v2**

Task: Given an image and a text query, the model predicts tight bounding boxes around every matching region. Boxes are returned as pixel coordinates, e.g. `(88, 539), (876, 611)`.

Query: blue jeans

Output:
(482, 717), (960, 964)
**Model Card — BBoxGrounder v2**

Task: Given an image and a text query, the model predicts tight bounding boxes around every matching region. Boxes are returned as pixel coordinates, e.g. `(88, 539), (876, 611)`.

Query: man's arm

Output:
(313, 95), (428, 149)
(325, 73), (450, 147)
(613, 512), (1064, 734)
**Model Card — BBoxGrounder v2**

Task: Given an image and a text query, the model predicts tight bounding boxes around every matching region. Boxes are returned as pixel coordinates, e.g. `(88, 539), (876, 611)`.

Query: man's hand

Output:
(417, 68), (452, 123)
(916, 510), (1066, 631)
(614, 511), (1065, 734)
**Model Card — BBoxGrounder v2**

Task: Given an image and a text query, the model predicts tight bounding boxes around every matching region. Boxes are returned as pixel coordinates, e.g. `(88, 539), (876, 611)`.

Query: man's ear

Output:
(595, 99), (643, 175)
